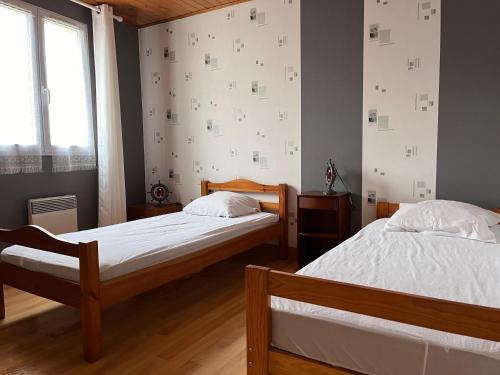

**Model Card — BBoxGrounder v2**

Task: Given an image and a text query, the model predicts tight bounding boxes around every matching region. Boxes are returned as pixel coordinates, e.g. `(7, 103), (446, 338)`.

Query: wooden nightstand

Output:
(127, 203), (183, 221)
(297, 192), (351, 267)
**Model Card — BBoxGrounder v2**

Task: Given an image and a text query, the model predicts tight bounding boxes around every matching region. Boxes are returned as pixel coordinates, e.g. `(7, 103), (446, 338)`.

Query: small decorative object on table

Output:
(149, 180), (169, 207)
(324, 159), (337, 195)
(324, 157), (355, 209)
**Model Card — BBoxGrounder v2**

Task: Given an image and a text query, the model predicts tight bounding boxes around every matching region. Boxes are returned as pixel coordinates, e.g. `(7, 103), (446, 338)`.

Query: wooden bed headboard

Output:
(376, 202), (401, 219)
(377, 202), (500, 219)
(201, 179), (288, 223)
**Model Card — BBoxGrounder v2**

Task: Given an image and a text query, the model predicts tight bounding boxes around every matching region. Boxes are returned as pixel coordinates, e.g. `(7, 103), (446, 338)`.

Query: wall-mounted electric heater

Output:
(28, 195), (78, 235)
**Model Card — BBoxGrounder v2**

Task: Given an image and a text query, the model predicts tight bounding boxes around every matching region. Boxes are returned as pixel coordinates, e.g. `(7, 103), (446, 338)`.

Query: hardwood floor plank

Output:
(0, 245), (296, 374)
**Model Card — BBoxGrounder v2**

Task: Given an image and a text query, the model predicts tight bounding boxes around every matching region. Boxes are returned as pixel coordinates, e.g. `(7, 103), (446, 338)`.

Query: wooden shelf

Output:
(297, 192), (351, 267)
(299, 232), (338, 239)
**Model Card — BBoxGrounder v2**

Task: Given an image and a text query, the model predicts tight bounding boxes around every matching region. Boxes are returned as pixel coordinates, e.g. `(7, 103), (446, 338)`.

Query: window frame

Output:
(37, 6), (95, 155)
(0, 0), (95, 157)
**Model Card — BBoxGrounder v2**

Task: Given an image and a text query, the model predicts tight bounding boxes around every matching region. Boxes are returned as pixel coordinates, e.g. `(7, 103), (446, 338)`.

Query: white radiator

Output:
(28, 195), (78, 235)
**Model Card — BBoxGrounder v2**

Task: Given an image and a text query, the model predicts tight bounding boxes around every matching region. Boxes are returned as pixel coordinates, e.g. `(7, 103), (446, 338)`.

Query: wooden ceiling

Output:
(82, 0), (250, 28)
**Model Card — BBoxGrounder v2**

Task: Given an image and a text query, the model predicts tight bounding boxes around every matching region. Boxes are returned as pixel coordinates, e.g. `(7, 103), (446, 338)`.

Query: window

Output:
(0, 0), (95, 174)
(0, 3), (39, 147)
(0, 1), (42, 174)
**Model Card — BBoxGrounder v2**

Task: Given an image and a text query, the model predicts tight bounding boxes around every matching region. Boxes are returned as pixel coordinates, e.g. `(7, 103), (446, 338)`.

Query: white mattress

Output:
(272, 219), (500, 375)
(0, 211), (278, 282)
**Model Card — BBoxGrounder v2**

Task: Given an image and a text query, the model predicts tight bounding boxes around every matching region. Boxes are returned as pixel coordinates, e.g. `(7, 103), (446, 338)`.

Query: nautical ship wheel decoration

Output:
(149, 181), (170, 207)
(324, 159), (337, 195)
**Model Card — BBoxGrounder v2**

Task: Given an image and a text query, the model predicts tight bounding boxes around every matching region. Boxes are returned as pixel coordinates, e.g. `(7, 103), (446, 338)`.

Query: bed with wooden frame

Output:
(0, 179), (287, 362)
(246, 202), (500, 375)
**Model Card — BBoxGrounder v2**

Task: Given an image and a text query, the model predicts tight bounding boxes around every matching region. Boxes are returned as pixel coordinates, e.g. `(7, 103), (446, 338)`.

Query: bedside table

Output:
(297, 192), (351, 267)
(127, 203), (183, 221)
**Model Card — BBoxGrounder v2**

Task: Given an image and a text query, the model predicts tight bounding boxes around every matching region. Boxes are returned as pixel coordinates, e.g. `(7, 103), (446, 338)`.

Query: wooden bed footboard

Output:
(245, 265), (500, 375)
(0, 226), (101, 362)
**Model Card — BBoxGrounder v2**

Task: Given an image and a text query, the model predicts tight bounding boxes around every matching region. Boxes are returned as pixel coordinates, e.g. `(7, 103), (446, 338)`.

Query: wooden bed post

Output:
(376, 202), (389, 219)
(201, 180), (209, 196)
(0, 278), (5, 320)
(246, 265), (271, 375)
(278, 184), (288, 259)
(79, 241), (102, 362)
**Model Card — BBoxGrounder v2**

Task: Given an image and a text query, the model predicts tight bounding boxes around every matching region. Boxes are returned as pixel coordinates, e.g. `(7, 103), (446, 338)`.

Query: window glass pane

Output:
(0, 3), (38, 146)
(43, 18), (92, 147)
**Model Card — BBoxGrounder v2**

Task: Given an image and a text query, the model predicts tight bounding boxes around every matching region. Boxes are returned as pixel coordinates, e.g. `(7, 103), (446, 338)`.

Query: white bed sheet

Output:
(272, 219), (500, 375)
(0, 211), (278, 282)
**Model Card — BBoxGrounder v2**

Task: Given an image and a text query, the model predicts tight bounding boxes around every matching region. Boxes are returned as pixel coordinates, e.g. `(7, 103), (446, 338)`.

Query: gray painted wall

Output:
(115, 21), (146, 208)
(0, 0), (145, 230)
(300, 0), (364, 232)
(436, 0), (500, 209)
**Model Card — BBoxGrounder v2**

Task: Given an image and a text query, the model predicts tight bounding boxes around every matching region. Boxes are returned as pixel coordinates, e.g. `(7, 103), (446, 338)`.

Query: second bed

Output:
(271, 218), (500, 375)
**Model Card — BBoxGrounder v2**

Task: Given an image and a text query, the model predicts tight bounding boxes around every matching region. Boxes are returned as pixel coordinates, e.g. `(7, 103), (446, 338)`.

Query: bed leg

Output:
(277, 184), (288, 260)
(0, 281), (5, 320)
(79, 241), (102, 362)
(246, 266), (271, 375)
(81, 292), (101, 362)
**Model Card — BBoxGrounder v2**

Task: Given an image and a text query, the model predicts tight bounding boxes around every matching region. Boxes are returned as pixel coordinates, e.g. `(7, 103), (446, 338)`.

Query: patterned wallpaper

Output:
(362, 0), (441, 225)
(138, 0), (301, 244)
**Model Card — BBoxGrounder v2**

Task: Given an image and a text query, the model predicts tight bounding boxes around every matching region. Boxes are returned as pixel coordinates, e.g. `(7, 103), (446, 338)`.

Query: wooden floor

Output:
(0, 246), (296, 375)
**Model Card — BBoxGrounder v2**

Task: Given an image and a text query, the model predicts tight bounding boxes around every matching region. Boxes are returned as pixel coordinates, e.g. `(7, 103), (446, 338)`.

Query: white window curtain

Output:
(92, 4), (127, 226)
(0, 1), (42, 174)
(0, 146), (43, 174)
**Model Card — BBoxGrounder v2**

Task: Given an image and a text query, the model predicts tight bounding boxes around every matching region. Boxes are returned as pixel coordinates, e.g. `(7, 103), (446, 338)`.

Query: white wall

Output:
(139, 0), (301, 244)
(362, 0), (441, 225)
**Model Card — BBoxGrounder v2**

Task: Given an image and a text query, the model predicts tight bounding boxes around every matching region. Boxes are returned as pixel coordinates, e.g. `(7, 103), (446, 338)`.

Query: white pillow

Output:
(397, 201), (500, 226)
(384, 200), (498, 243)
(183, 191), (261, 218)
